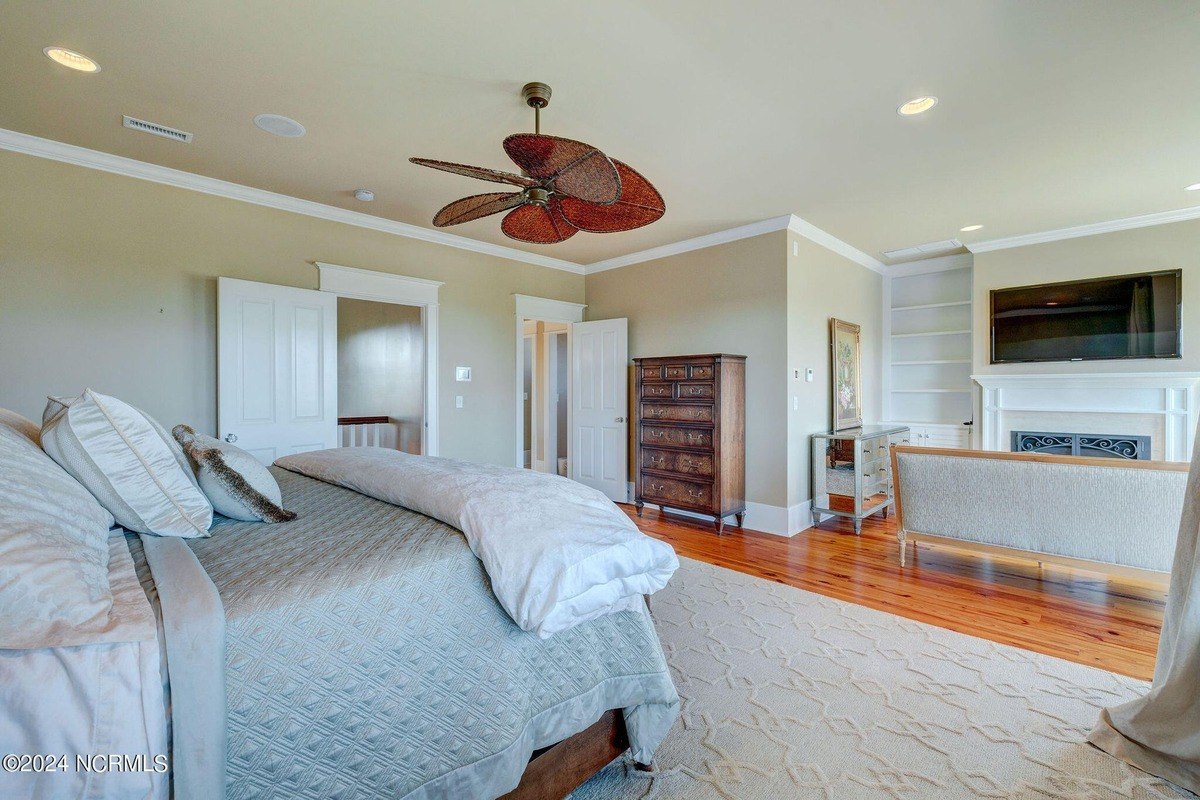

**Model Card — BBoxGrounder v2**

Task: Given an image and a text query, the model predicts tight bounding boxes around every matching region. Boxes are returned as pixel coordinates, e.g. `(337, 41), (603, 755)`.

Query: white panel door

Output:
(570, 318), (628, 502)
(217, 277), (338, 464)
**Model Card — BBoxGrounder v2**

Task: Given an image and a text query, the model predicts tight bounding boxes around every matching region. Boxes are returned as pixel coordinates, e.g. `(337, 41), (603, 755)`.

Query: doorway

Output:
(521, 319), (569, 474)
(336, 297), (424, 454)
(513, 295), (630, 502)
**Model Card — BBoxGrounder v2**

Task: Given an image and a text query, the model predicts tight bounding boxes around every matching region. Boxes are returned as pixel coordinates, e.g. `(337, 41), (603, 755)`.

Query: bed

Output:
(4, 459), (680, 799)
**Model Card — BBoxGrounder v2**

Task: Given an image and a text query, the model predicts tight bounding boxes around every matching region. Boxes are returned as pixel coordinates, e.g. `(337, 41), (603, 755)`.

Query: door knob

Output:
(615, 417), (626, 423)
(224, 433), (238, 443)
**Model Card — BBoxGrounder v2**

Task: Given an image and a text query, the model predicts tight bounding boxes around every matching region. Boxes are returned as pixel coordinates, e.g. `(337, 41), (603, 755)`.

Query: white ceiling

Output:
(1, 1), (1198, 266)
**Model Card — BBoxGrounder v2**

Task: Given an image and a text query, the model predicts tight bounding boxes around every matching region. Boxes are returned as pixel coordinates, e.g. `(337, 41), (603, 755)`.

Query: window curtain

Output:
(1089, 424), (1200, 792)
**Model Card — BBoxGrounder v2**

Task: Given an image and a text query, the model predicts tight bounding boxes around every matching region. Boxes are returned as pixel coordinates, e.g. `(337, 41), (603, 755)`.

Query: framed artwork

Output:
(830, 318), (862, 431)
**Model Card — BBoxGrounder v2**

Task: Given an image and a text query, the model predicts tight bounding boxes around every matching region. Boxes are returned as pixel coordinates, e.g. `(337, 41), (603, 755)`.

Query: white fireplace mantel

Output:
(973, 372), (1200, 461)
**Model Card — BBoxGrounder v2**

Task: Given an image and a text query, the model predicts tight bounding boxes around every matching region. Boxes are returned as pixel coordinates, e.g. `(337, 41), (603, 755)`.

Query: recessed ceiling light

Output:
(897, 96), (938, 116)
(43, 46), (100, 73)
(253, 114), (306, 138)
(959, 224), (983, 232)
(1186, 183), (1200, 191)
(354, 189), (375, 202)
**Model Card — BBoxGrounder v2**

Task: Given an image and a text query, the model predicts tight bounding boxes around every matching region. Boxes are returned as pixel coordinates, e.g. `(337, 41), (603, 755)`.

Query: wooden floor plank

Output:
(624, 505), (1165, 680)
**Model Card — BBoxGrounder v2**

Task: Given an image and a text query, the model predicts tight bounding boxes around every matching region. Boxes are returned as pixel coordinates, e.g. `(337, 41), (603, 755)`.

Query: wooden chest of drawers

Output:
(633, 354), (746, 534)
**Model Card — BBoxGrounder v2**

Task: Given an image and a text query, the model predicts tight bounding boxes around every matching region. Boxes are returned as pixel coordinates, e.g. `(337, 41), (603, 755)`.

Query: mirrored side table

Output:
(810, 425), (910, 534)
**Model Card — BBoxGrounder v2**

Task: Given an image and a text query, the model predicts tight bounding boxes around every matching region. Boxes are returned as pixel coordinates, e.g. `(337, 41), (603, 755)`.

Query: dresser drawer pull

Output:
(685, 386), (706, 396)
(649, 455), (667, 467)
(687, 488), (704, 499)
(649, 430), (666, 440)
(686, 432), (704, 443)
(650, 482), (665, 493)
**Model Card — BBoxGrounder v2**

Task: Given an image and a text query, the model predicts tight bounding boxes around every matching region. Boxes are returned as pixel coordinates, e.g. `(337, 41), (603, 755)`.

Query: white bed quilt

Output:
(275, 448), (679, 638)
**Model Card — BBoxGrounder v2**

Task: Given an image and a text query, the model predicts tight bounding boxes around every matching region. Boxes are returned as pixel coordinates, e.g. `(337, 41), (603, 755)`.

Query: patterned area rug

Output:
(574, 557), (1191, 799)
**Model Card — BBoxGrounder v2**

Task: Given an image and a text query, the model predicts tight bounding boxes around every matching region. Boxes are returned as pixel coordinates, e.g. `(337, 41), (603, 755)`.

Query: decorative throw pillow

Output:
(40, 390), (213, 538)
(0, 424), (119, 648)
(173, 425), (296, 523)
(0, 406), (42, 444)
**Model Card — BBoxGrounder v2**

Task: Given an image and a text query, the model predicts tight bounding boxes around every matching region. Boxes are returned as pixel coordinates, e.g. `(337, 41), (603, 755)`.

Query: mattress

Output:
(147, 468), (679, 799)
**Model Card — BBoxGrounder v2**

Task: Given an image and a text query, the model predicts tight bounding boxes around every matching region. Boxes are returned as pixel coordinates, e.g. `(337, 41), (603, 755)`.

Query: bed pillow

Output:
(0, 407), (41, 444)
(0, 424), (120, 648)
(43, 394), (195, 480)
(173, 425), (296, 523)
(41, 390), (213, 538)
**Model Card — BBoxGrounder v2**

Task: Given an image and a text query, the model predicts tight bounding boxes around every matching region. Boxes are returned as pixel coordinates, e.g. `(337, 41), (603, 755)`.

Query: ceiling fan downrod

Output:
(522, 81), (552, 135)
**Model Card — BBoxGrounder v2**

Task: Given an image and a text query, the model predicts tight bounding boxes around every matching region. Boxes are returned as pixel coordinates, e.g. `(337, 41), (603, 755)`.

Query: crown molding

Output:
(967, 204), (1200, 254)
(0, 128), (585, 275)
(584, 215), (794, 274)
(585, 214), (886, 275)
(785, 215), (886, 274)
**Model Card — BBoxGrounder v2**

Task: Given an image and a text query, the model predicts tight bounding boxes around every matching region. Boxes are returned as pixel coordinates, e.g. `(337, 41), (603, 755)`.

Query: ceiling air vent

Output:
(882, 238), (963, 262)
(122, 115), (193, 143)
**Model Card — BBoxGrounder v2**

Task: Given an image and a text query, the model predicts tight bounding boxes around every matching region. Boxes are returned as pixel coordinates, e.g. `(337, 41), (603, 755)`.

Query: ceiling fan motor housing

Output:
(525, 187), (550, 206)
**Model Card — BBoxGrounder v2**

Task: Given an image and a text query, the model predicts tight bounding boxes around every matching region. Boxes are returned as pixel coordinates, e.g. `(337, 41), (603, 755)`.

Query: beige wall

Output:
(787, 234), (883, 507)
(0, 150), (584, 466)
(584, 232), (790, 508)
(973, 218), (1200, 375)
(337, 297), (423, 453)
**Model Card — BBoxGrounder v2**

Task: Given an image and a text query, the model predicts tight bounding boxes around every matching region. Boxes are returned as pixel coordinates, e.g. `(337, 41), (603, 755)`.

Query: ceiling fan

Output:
(410, 82), (665, 244)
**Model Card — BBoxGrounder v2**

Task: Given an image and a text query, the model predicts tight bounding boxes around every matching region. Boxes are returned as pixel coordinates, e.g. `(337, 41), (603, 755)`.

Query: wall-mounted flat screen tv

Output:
(990, 270), (1181, 364)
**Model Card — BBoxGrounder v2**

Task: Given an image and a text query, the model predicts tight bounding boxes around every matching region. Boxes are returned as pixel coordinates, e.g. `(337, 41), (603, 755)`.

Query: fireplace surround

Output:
(974, 372), (1200, 462)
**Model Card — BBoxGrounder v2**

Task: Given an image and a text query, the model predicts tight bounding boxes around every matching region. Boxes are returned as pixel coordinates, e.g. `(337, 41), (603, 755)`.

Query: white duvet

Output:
(275, 448), (679, 638)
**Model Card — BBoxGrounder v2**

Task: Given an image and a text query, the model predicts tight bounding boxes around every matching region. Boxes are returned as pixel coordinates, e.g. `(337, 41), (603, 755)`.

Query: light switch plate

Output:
(455, 395), (464, 408)
(805, 367), (814, 382)
(455, 366), (472, 382)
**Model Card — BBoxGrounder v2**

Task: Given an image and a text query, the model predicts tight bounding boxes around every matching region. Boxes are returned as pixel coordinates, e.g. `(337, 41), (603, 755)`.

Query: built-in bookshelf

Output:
(882, 258), (974, 443)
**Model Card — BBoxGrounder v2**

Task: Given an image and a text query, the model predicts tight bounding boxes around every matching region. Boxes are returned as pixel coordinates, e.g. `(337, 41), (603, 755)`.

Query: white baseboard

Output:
(626, 482), (815, 537)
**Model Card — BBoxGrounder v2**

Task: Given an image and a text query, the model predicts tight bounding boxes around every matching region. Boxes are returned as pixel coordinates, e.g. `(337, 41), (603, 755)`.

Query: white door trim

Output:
(316, 262), (442, 456)
(514, 295), (586, 469)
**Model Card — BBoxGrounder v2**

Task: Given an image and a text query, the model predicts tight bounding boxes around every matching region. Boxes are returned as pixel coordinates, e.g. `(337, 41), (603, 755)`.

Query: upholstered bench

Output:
(890, 446), (1188, 580)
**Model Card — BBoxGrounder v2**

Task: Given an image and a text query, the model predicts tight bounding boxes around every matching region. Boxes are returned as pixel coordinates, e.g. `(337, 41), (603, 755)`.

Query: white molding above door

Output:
(513, 294), (587, 323)
(317, 262), (442, 456)
(316, 262), (443, 304)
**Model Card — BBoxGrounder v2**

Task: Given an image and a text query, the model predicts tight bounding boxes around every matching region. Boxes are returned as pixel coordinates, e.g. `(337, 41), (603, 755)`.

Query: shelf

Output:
(892, 359), (972, 366)
(890, 389), (972, 394)
(891, 329), (972, 339)
(891, 300), (971, 312)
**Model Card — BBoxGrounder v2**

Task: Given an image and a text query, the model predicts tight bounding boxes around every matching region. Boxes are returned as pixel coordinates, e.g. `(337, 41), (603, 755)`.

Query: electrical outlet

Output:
(455, 395), (464, 409)
(805, 367), (814, 383)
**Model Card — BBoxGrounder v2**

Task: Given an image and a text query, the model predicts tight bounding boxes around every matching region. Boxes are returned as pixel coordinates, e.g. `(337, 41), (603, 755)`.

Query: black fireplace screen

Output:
(1010, 431), (1149, 460)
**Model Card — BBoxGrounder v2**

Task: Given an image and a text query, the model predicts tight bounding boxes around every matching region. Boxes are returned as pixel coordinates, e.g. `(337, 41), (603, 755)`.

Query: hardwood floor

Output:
(625, 505), (1166, 680)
